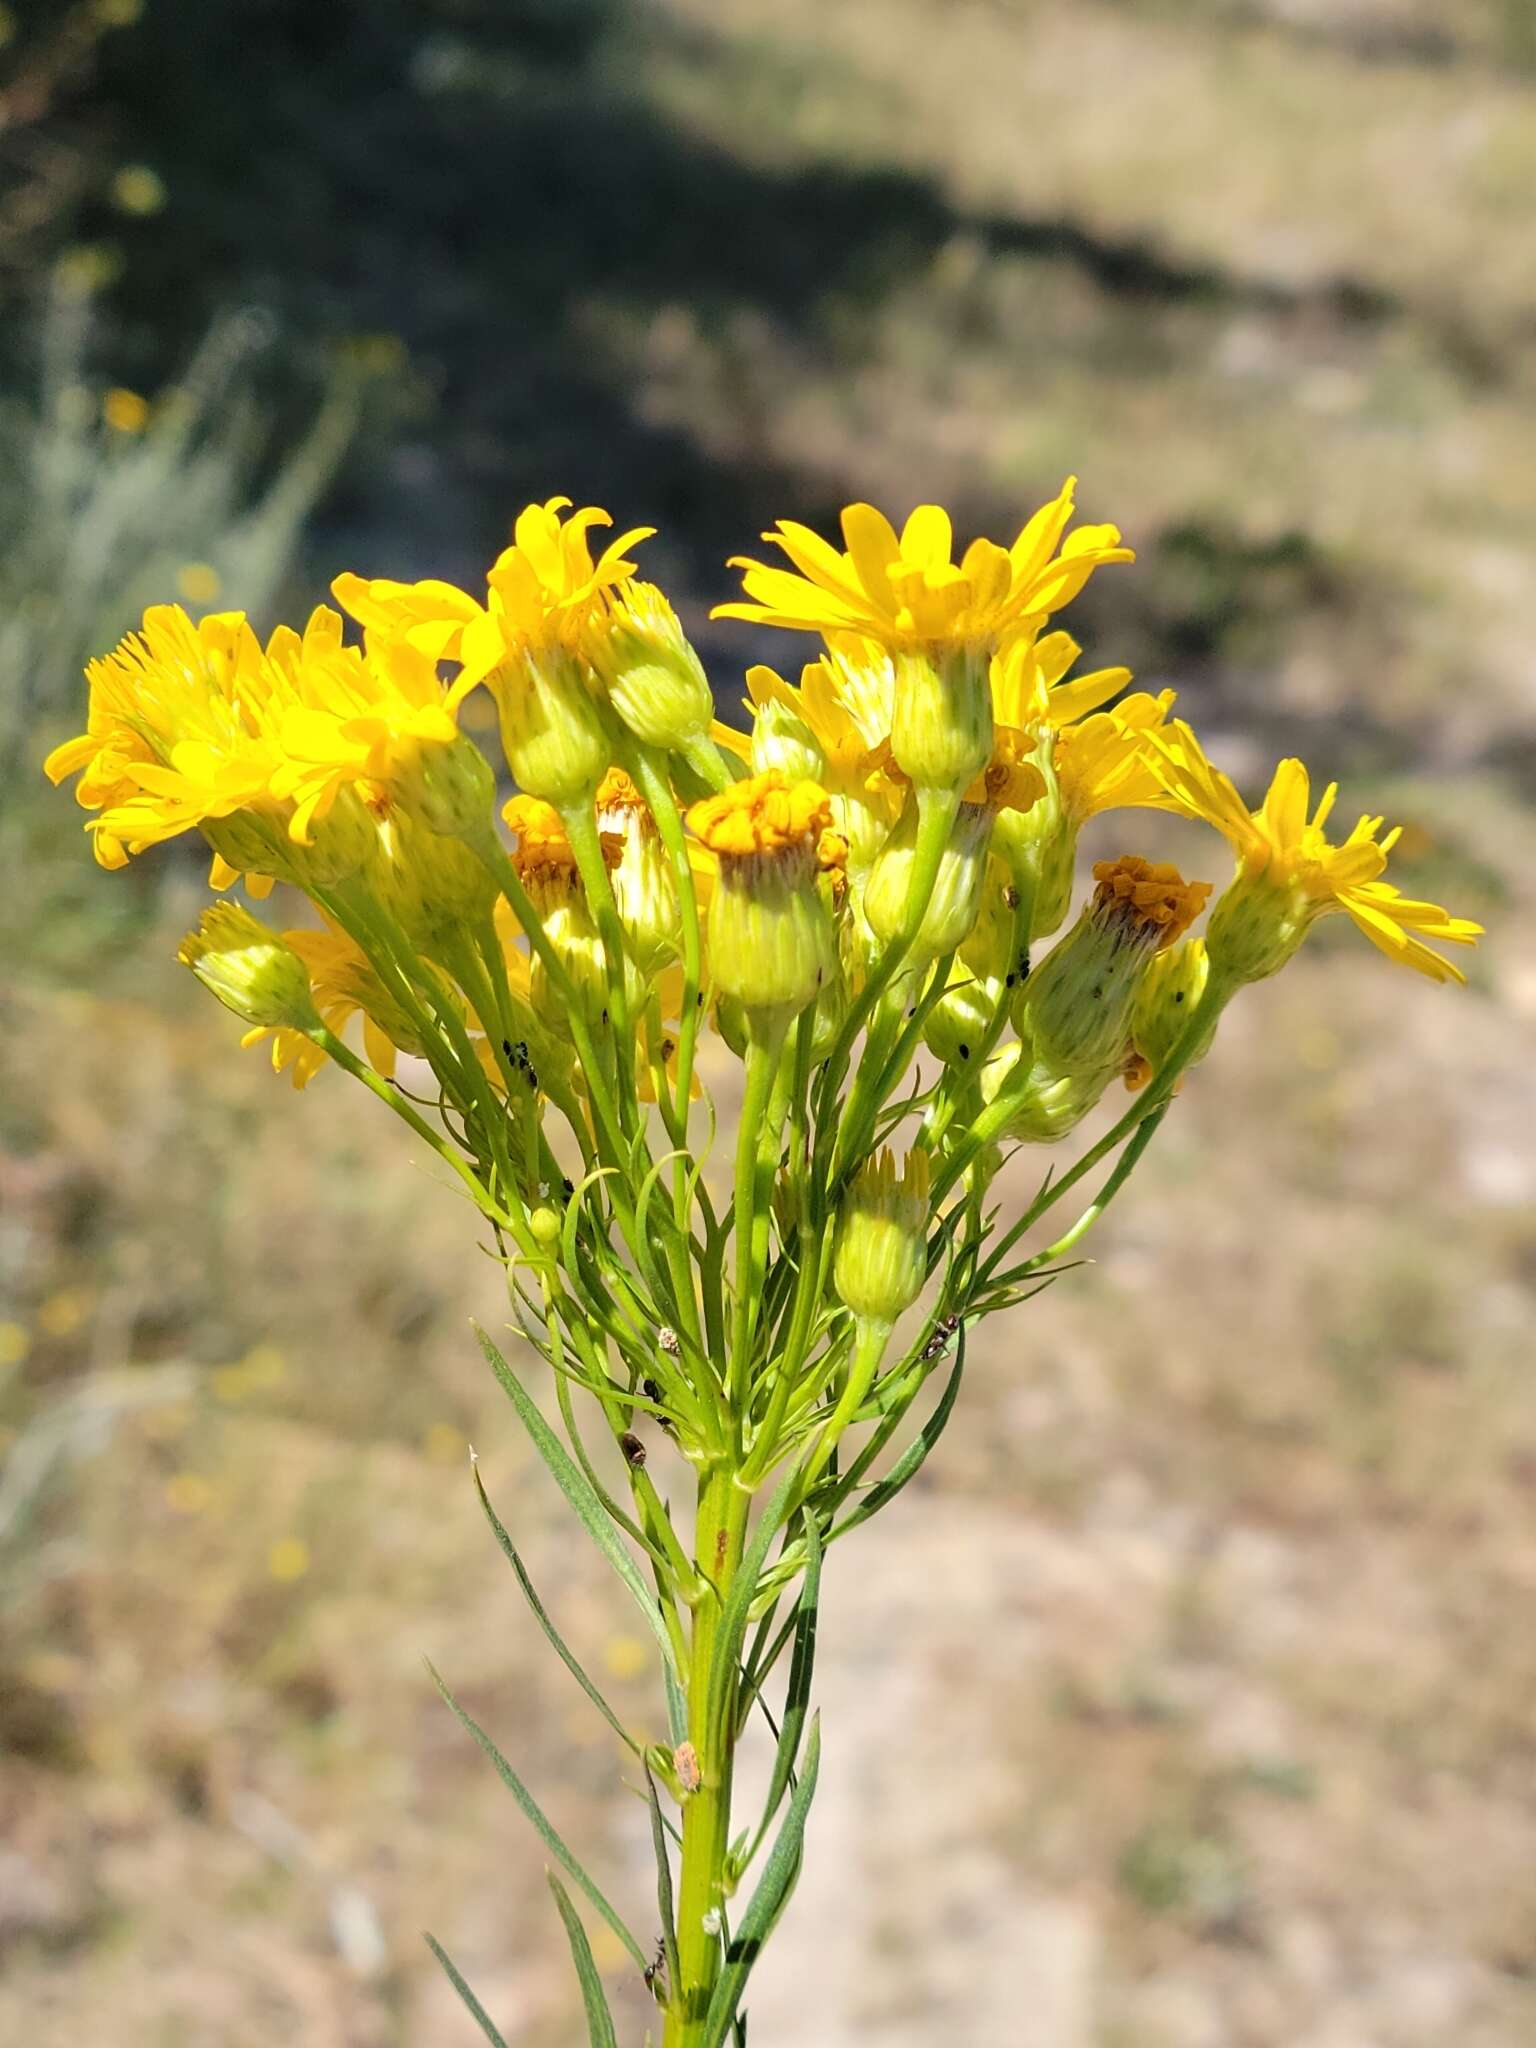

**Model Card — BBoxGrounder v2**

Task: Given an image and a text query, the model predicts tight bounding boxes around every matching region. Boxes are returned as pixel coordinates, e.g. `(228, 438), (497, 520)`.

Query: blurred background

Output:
(1, 1), (1532, 2042)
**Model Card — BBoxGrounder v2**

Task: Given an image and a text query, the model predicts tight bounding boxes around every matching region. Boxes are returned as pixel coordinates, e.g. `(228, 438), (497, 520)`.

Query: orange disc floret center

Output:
(687, 771), (833, 862)
(1092, 855), (1211, 947)
(503, 793), (618, 888)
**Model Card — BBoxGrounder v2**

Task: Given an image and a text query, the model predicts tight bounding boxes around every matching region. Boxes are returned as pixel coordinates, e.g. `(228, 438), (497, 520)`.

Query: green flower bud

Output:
(487, 647), (611, 807)
(864, 794), (992, 965)
(1130, 935), (1218, 1077)
(834, 1147), (931, 1326)
(596, 770), (681, 974)
(178, 902), (320, 1032)
(392, 730), (496, 843)
(889, 645), (992, 793)
(589, 581), (714, 753)
(750, 693), (826, 783)
(1204, 869), (1309, 986)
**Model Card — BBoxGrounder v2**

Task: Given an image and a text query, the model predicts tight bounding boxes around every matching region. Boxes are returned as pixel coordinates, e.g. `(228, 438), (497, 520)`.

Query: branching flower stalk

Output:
(48, 486), (1483, 2046)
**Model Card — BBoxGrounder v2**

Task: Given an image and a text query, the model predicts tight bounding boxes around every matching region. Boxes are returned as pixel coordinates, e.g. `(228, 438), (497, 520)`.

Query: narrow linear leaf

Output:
(645, 1768), (681, 1998)
(547, 1873), (620, 2048)
(701, 1716), (823, 2047)
(704, 1463), (802, 1750)
(476, 1324), (681, 1682)
(662, 1652), (689, 1749)
(473, 1464), (641, 1755)
(428, 1658), (648, 1968)
(748, 1512), (821, 1857)
(829, 1331), (966, 1543)
(424, 1932), (509, 2048)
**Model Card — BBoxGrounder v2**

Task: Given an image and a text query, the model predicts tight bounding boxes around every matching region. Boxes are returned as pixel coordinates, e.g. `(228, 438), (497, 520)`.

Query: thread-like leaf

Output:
(472, 1463), (640, 1755)
(424, 1932), (509, 2048)
(476, 1324), (681, 1681)
(428, 1659), (647, 1968)
(701, 1716), (822, 2046)
(746, 1511), (821, 1861)
(829, 1330), (966, 1542)
(547, 1873), (620, 2048)
(645, 1767), (682, 2000)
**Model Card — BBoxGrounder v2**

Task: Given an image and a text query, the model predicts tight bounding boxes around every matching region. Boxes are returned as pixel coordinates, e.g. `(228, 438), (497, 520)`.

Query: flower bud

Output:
(595, 769), (681, 974)
(1017, 855), (1210, 1079)
(864, 794), (992, 965)
(529, 1206), (562, 1248)
(588, 581), (714, 753)
(506, 796), (637, 1025)
(889, 646), (993, 793)
(834, 1147), (931, 1326)
(688, 773), (836, 1023)
(1001, 1059), (1113, 1143)
(922, 858), (1022, 1068)
(365, 810), (496, 959)
(988, 767), (1076, 941)
(391, 729), (497, 843)
(1130, 935), (1218, 1079)
(178, 903), (320, 1033)
(487, 647), (611, 806)
(750, 691), (826, 783)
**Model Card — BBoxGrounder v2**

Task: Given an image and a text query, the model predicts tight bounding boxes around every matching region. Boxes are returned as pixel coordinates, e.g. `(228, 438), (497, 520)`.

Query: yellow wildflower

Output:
(715, 484), (1132, 655)
(1151, 722), (1482, 985)
(688, 772), (836, 1019)
(1017, 855), (1211, 1080)
(721, 642), (904, 869)
(103, 387), (149, 433)
(990, 629), (1132, 731)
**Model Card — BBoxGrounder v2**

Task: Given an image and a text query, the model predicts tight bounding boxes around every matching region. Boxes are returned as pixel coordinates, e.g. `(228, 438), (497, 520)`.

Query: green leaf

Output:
(472, 1463), (641, 1755)
(745, 1511), (821, 1861)
(475, 1324), (681, 1682)
(700, 1715), (822, 2047)
(424, 1932), (509, 2048)
(428, 1658), (648, 1968)
(547, 1873), (620, 2048)
(645, 1767), (681, 2000)
(828, 1328), (966, 1543)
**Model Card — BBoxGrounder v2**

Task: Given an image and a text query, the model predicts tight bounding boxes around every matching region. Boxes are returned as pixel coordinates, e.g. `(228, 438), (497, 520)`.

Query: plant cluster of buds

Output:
(48, 486), (1481, 2046)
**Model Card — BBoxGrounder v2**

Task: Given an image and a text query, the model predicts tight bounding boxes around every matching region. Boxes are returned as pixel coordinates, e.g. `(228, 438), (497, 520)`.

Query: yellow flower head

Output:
(1017, 854), (1211, 1082)
(688, 773), (836, 1020)
(720, 643), (904, 866)
(1151, 721), (1482, 985)
(45, 604), (297, 874)
(334, 500), (652, 682)
(1052, 690), (1177, 824)
(687, 771), (832, 860)
(263, 613), (478, 842)
(462, 497), (655, 682)
(715, 482), (1132, 656)
(990, 629), (1132, 732)
(1090, 855), (1211, 947)
(336, 500), (649, 806)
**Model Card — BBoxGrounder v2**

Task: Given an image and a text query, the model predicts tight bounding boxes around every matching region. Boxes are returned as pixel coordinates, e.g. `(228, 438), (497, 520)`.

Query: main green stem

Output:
(667, 1462), (752, 2045)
